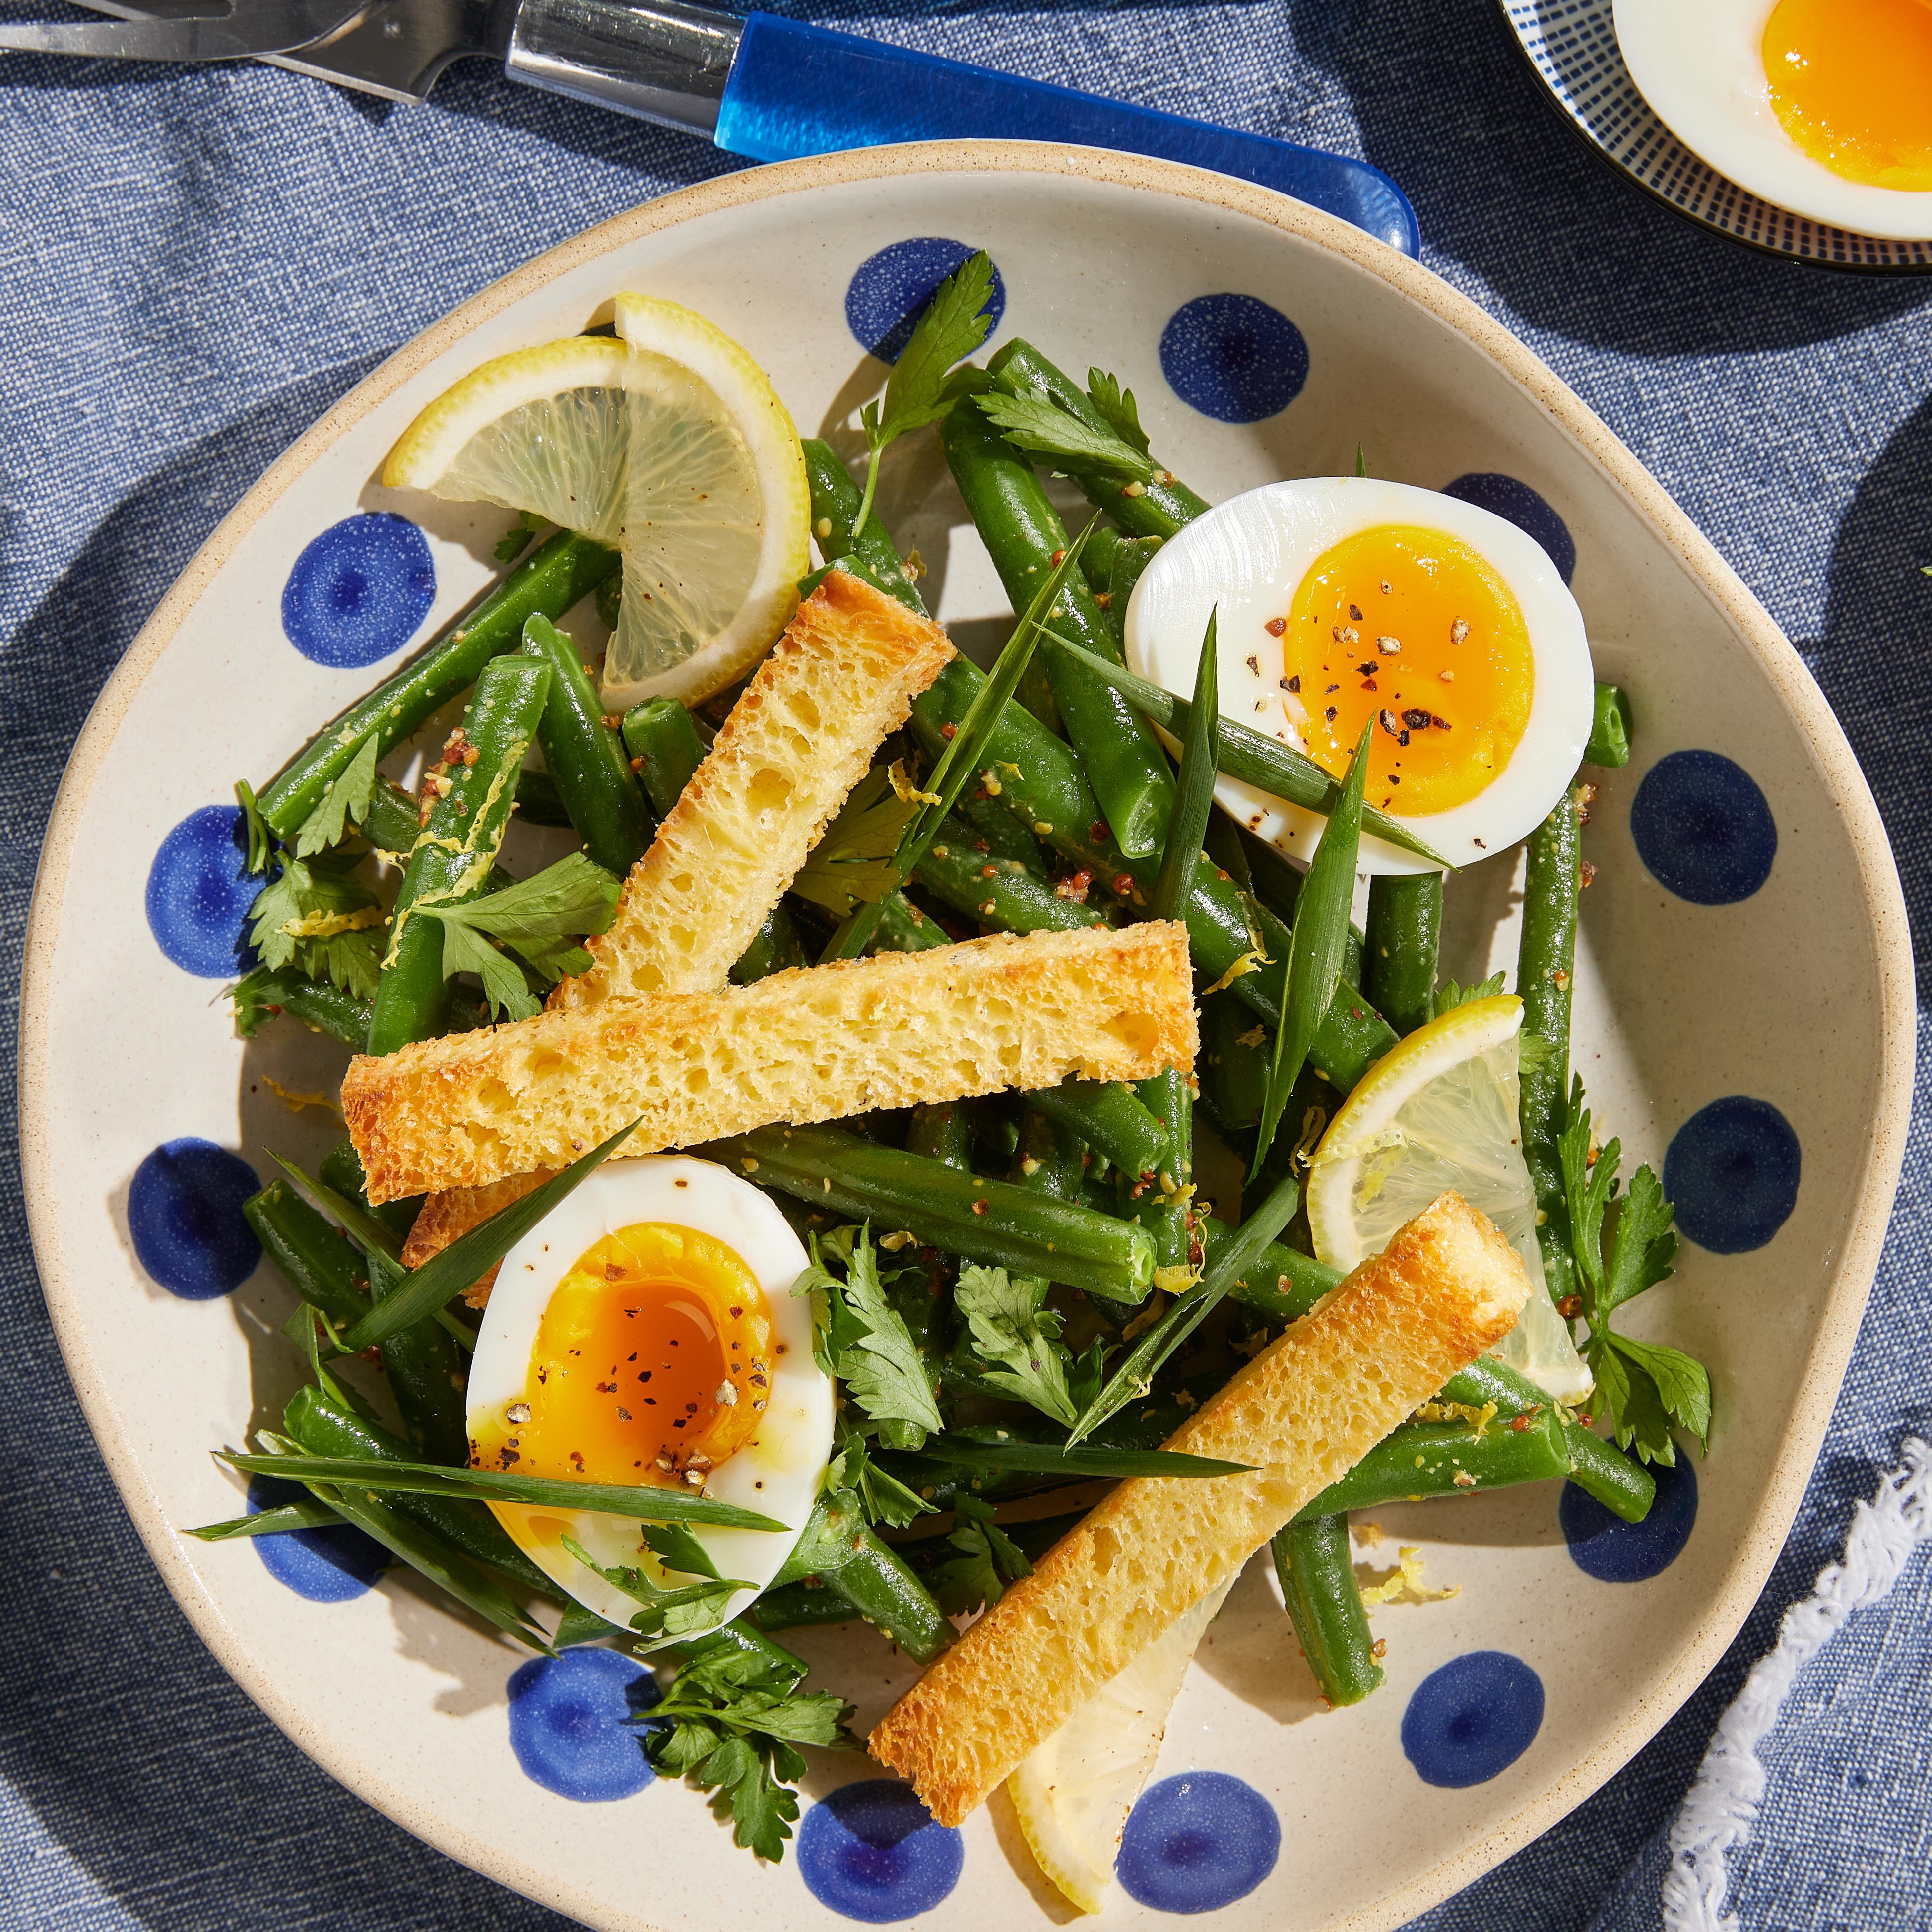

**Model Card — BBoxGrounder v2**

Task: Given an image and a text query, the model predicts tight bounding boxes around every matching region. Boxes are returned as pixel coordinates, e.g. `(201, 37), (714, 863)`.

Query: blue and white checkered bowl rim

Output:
(1496, 0), (1932, 273)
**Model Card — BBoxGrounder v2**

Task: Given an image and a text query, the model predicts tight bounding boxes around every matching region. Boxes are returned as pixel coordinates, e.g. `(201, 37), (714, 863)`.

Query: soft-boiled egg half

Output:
(1124, 478), (1594, 875)
(1615, 0), (1932, 239)
(466, 1157), (832, 1636)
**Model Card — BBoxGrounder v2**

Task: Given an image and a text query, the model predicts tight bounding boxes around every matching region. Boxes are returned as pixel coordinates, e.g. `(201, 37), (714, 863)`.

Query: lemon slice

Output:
(1304, 994), (1591, 1402)
(382, 301), (809, 707)
(1007, 1582), (1230, 1914)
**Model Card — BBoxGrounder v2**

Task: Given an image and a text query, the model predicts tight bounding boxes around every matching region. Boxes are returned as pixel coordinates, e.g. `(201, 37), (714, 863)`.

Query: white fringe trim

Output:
(1661, 1438), (1932, 1931)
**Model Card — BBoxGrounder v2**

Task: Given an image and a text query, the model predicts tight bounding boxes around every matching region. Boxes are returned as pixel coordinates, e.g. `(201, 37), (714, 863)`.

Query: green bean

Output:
(364, 776), (518, 903)
(250, 1177), (465, 1467)
(1438, 1357), (1655, 1523)
(255, 532), (617, 837)
(1027, 1080), (1167, 1182)
(714, 1123), (1155, 1302)
(1201, 1218), (1339, 1324)
(243, 1181), (369, 1330)
(284, 1384), (564, 1603)
(943, 375), (1173, 855)
(1122, 1068), (1191, 1276)
(907, 1100), (977, 1172)
(365, 657), (552, 1056)
(1015, 1107), (1087, 1203)
(1197, 990), (1268, 1134)
(510, 766), (575, 828)
(1516, 780), (1588, 1305)
(867, 891), (950, 954)
(230, 966), (372, 1050)
(744, 1579), (861, 1633)
(954, 792), (1047, 869)
(1295, 1409), (1570, 1519)
(906, 658), (1397, 1087)
(1108, 535), (1161, 633)
(731, 902), (809, 980)
(914, 831), (1110, 936)
(770, 1493), (951, 1662)
(1363, 873), (1443, 1036)
(801, 437), (929, 616)
(621, 696), (708, 818)
(1586, 683), (1633, 768)
(1272, 1516), (1382, 1706)
(985, 341), (1211, 542)
(1078, 524), (1121, 597)
(520, 616), (654, 875)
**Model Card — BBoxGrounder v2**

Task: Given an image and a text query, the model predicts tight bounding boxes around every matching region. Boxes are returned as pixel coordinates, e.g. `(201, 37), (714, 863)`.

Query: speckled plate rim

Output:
(1491, 0), (1932, 274)
(19, 140), (1916, 1932)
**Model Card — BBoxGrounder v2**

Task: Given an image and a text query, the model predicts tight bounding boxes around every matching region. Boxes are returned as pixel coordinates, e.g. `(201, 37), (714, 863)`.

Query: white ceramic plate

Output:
(20, 144), (1915, 1932)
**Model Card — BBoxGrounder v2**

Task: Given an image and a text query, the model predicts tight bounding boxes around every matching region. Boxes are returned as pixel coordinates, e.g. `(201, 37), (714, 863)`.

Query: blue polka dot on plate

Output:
(1563, 1455), (1698, 1582)
(129, 1138), (261, 1299)
(246, 1475), (388, 1602)
(1440, 473), (1576, 583)
(1665, 1095), (1801, 1253)
(1630, 749), (1776, 905)
(146, 805), (258, 977)
(283, 512), (435, 669)
(1115, 1771), (1280, 1913)
(846, 238), (1006, 364)
(1401, 1652), (1544, 1788)
(797, 1779), (963, 1923)
(507, 1648), (660, 1802)
(1159, 295), (1308, 425)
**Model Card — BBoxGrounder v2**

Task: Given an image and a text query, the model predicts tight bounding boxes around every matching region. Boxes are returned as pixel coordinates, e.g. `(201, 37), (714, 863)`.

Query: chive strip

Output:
(821, 516), (1099, 961)
(184, 1499), (345, 1540)
(216, 1451), (789, 1531)
(1065, 1166), (1303, 1447)
(906, 1437), (1252, 1479)
(1150, 610), (1220, 925)
(1252, 722), (1372, 1177)
(337, 1123), (637, 1351)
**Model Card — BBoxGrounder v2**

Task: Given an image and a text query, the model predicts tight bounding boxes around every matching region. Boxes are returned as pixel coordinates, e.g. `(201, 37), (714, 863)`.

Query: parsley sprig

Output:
(851, 251), (999, 540)
(638, 1639), (854, 1861)
(1558, 1078), (1712, 1464)
(934, 1493), (1033, 1617)
(413, 849), (621, 1022)
(953, 1264), (1078, 1427)
(561, 1526), (754, 1645)
(246, 850), (386, 1000)
(796, 1225), (944, 1448)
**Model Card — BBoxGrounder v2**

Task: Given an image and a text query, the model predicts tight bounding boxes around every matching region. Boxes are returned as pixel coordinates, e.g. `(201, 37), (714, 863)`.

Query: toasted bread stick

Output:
(346, 923), (1196, 1204)
(868, 1191), (1532, 1824)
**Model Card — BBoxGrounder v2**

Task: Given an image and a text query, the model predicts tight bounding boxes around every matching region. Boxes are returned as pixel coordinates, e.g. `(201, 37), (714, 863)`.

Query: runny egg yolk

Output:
(470, 1221), (774, 1488)
(1762, 0), (1932, 191)
(1280, 524), (1534, 817)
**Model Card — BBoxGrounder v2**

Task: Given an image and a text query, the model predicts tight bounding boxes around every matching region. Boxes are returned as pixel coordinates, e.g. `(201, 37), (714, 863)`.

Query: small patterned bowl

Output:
(20, 144), (1914, 1931)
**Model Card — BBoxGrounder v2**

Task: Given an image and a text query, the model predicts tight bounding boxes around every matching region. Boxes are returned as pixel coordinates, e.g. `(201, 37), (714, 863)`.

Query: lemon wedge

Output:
(1303, 993), (1592, 1402)
(382, 300), (809, 707)
(1007, 1583), (1230, 1914)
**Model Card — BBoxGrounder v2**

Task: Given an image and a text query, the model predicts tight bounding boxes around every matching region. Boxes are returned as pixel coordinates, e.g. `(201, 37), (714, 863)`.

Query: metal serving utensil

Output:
(0, 0), (371, 61)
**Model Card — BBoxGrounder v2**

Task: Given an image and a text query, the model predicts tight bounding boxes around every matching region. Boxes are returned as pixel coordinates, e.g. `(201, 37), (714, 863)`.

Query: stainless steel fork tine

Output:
(0, 0), (365, 60)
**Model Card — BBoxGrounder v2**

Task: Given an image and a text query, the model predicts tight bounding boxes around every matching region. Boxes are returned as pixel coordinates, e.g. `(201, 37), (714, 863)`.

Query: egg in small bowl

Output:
(1124, 477), (1595, 874)
(466, 1157), (832, 1637)
(1615, 0), (1932, 238)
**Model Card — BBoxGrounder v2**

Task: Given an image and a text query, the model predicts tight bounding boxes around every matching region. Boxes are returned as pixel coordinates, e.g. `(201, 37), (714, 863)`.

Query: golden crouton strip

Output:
(347, 923), (1196, 1205)
(559, 567), (954, 1009)
(401, 567), (952, 1284)
(869, 1192), (1532, 1825)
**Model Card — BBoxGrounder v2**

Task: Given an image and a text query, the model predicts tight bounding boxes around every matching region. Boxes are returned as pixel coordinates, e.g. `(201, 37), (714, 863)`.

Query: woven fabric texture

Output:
(1, 2), (1929, 1927)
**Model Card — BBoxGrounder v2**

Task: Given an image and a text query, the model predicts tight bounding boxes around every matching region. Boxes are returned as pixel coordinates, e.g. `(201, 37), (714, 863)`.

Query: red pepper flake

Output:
(1055, 869), (1093, 903)
(1509, 1412), (1533, 1433)
(1580, 858), (1598, 889)
(971, 1199), (989, 1216)
(1556, 1294), (1582, 1319)
(1090, 821), (1110, 844)
(1360, 678), (1378, 692)
(1265, 616), (1287, 637)
(1111, 872), (1135, 896)
(1049, 548), (1066, 567)
(940, 721), (957, 740)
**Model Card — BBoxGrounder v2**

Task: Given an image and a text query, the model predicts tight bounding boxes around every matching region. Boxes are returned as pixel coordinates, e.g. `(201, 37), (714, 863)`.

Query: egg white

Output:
(1123, 477), (1595, 877)
(465, 1156), (832, 1639)
(1615, 0), (1932, 239)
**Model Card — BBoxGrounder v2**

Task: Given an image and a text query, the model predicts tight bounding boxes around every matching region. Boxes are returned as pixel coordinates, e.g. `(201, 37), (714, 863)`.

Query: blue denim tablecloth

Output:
(3, 4), (1930, 1927)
